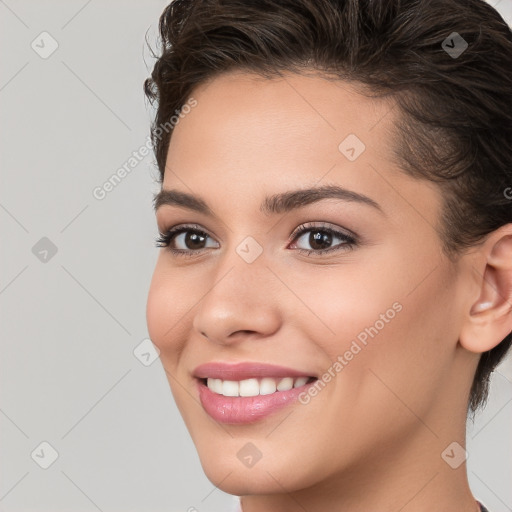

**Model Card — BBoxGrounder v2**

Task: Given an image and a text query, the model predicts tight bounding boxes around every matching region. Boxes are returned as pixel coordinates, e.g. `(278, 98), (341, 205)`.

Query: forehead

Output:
(169, 70), (394, 153)
(162, 70), (442, 227)
(166, 70), (395, 177)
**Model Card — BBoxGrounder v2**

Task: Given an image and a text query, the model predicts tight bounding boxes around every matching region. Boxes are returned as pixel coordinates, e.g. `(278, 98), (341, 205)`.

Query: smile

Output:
(205, 376), (315, 397)
(193, 362), (318, 424)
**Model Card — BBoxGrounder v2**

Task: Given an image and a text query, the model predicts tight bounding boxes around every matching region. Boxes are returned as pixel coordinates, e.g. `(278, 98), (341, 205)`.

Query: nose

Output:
(192, 251), (282, 346)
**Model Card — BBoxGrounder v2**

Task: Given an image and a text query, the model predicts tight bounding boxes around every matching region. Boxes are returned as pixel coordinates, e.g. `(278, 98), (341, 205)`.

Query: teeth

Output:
(209, 378), (223, 394)
(239, 378), (259, 397)
(293, 377), (308, 388)
(222, 380), (239, 397)
(206, 376), (312, 397)
(259, 377), (277, 395)
(276, 377), (294, 391)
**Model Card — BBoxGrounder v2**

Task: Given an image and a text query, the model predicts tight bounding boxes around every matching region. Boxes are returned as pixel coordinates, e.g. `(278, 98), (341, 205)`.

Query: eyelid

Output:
(156, 221), (358, 256)
(288, 221), (357, 242)
(287, 223), (358, 257)
(160, 222), (217, 240)
(157, 223), (219, 247)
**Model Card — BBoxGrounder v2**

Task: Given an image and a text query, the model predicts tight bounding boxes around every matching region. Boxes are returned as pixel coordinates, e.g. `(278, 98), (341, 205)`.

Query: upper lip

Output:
(193, 362), (316, 381)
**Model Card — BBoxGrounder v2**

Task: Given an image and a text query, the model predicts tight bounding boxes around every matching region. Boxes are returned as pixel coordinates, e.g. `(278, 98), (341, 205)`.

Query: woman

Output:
(144, 0), (511, 510)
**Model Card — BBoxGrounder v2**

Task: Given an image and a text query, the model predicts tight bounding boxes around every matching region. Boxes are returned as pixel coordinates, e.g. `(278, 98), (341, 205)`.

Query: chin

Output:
(200, 457), (296, 495)
(194, 436), (331, 497)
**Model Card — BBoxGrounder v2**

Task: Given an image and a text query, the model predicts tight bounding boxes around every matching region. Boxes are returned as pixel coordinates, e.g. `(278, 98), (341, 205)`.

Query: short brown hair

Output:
(144, 0), (512, 412)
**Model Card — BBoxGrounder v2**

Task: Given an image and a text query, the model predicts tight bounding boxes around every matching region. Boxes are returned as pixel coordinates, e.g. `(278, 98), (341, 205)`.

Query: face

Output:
(146, 70), (474, 496)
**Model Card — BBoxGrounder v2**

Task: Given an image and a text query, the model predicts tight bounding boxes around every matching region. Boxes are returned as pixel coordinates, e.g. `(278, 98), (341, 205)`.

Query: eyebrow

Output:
(153, 184), (384, 216)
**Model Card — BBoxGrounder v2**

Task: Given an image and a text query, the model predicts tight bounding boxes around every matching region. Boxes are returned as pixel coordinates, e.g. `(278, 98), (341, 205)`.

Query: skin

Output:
(146, 70), (512, 512)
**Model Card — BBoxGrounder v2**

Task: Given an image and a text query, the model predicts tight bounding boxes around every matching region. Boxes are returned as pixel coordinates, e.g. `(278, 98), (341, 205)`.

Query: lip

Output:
(196, 378), (317, 424)
(193, 361), (318, 424)
(193, 361), (316, 380)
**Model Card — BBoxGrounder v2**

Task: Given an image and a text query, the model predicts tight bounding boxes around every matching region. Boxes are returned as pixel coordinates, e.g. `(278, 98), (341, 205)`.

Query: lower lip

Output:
(197, 379), (316, 424)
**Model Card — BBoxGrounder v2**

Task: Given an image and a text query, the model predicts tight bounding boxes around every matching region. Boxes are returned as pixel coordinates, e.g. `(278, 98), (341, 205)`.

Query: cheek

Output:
(146, 264), (196, 411)
(289, 261), (403, 358)
(146, 285), (165, 349)
(293, 250), (455, 406)
(146, 260), (191, 356)
(146, 264), (168, 347)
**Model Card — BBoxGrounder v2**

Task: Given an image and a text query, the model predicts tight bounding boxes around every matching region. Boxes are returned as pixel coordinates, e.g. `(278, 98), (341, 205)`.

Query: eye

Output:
(288, 222), (357, 256)
(155, 224), (219, 257)
(155, 222), (358, 258)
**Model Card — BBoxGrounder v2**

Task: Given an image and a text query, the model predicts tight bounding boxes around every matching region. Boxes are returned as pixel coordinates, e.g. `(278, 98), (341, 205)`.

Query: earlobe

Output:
(459, 226), (512, 354)
(470, 301), (493, 314)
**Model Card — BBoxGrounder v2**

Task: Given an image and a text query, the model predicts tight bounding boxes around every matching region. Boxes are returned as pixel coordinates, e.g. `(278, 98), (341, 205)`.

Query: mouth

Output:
(193, 362), (319, 424)
(199, 376), (317, 397)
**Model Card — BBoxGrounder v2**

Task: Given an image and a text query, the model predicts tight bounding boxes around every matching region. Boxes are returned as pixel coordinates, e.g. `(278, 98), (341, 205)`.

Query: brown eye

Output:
(308, 230), (333, 250)
(155, 225), (219, 254)
(181, 231), (208, 250)
(290, 224), (357, 256)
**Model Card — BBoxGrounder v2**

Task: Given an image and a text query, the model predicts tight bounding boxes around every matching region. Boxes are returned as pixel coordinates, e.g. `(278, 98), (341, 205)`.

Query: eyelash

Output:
(155, 222), (357, 258)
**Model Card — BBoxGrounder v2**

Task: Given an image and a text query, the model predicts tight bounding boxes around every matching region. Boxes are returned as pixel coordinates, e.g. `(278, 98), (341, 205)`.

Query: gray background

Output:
(1, 1), (511, 510)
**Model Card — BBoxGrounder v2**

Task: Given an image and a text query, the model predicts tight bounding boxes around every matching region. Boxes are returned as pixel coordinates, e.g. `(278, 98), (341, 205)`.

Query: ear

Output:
(459, 224), (512, 354)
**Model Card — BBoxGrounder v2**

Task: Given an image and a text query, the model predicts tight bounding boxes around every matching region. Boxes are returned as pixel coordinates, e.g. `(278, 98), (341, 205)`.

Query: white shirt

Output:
(229, 496), (488, 511)
(230, 495), (243, 512)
